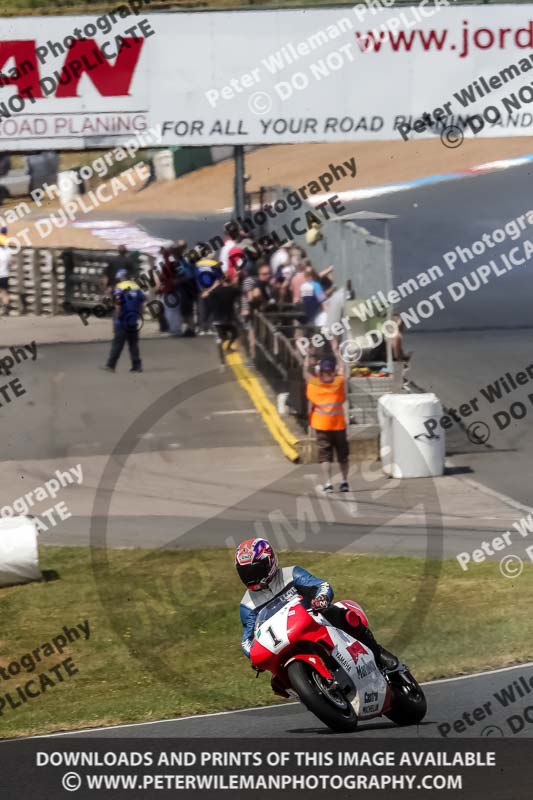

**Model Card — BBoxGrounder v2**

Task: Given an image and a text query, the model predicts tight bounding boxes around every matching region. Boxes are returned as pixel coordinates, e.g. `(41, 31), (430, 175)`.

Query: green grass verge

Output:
(0, 545), (531, 739)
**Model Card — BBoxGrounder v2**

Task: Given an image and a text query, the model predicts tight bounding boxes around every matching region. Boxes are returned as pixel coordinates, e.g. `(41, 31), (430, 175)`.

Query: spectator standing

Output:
(289, 245), (306, 270)
(300, 266), (327, 327)
(318, 265), (335, 298)
(271, 244), (297, 304)
(305, 353), (349, 494)
(153, 247), (170, 332)
(196, 254), (222, 334)
(207, 272), (241, 357)
(0, 243), (11, 316)
(0, 225), (8, 246)
(226, 243), (246, 284)
(270, 242), (291, 278)
(104, 270), (145, 372)
(158, 248), (182, 334)
(221, 225), (258, 282)
(249, 263), (278, 313)
(290, 259), (307, 305)
(219, 222), (241, 275)
(239, 230), (260, 276)
(390, 313), (411, 362)
(173, 241), (198, 337)
(251, 264), (280, 360)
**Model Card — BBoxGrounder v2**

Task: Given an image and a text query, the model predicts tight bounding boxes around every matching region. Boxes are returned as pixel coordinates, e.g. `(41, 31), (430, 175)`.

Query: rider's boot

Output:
(345, 610), (399, 671)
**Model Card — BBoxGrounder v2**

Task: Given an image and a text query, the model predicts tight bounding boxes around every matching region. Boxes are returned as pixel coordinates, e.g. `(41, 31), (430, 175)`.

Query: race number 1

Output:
(266, 626), (282, 647)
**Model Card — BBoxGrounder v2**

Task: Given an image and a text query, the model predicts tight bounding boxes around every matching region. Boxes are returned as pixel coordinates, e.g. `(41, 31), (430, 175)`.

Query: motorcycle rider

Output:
(235, 537), (398, 680)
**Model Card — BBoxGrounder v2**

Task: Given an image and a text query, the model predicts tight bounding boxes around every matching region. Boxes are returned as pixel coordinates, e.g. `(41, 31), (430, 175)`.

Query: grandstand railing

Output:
(253, 310), (309, 427)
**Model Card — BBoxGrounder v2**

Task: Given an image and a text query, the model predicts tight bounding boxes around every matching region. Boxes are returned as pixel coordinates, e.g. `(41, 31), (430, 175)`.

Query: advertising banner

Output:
(2, 6), (533, 147)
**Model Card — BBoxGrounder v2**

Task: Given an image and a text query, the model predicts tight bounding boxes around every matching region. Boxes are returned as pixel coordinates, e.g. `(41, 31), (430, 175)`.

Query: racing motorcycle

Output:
(250, 594), (427, 733)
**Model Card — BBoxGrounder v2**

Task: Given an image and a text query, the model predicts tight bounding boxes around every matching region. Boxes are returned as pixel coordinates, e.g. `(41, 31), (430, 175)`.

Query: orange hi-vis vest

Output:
(307, 375), (346, 431)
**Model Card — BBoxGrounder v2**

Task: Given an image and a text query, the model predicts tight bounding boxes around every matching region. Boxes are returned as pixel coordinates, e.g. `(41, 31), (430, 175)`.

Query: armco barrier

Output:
(6, 247), (154, 316)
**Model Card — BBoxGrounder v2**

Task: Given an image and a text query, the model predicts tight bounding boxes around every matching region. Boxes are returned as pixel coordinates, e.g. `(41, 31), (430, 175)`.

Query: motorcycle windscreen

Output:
(255, 593), (302, 630)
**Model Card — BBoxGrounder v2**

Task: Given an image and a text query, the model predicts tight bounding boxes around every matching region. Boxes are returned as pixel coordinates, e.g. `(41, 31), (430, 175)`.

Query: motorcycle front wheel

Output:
(287, 661), (358, 733)
(385, 669), (427, 726)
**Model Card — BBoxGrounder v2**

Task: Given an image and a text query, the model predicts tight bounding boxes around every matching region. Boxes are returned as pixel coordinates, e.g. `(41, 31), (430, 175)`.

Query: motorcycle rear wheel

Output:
(288, 661), (358, 732)
(385, 670), (427, 726)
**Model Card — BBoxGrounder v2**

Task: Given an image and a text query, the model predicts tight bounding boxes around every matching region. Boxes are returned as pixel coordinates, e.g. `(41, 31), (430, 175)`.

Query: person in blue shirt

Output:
(300, 266), (327, 327)
(104, 269), (146, 373)
(174, 241), (199, 337)
(195, 254), (223, 334)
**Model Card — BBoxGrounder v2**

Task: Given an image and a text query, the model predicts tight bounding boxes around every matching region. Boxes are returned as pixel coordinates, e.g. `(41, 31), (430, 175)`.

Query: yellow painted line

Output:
(226, 351), (300, 462)
(230, 357), (299, 447)
(227, 354), (299, 460)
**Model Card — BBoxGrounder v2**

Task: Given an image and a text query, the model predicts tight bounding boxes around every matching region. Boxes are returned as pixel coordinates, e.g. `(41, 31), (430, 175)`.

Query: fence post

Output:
(15, 250), (24, 315)
(33, 249), (42, 315)
(50, 250), (59, 315)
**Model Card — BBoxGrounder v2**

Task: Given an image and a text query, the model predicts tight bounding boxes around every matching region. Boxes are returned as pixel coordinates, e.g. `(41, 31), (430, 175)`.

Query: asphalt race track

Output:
(409, 329), (533, 506)
(22, 338), (520, 560)
(44, 663), (533, 739)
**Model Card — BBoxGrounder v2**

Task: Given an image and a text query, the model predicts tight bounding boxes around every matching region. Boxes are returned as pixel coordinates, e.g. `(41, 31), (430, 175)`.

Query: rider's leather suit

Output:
(239, 565), (332, 656)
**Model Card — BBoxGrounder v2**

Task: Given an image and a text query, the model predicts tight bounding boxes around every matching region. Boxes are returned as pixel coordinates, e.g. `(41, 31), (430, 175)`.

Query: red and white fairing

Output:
(251, 595), (390, 719)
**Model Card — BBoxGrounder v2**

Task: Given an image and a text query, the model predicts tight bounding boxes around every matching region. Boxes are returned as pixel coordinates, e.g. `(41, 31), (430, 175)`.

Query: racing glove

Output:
(311, 594), (330, 610)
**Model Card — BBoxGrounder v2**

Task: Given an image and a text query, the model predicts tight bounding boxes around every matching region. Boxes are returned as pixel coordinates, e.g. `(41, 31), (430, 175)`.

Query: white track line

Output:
(15, 703), (292, 740)
(456, 473), (533, 517)
(420, 660), (533, 686)
(18, 661), (533, 740)
(210, 409), (258, 416)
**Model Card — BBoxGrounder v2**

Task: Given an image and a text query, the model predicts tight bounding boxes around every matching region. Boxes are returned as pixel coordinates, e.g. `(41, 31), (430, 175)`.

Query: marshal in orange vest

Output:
(306, 375), (346, 431)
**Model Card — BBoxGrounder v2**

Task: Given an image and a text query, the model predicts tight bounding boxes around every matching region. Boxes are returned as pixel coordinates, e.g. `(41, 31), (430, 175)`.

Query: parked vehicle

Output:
(0, 152), (58, 205)
(0, 167), (31, 204)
